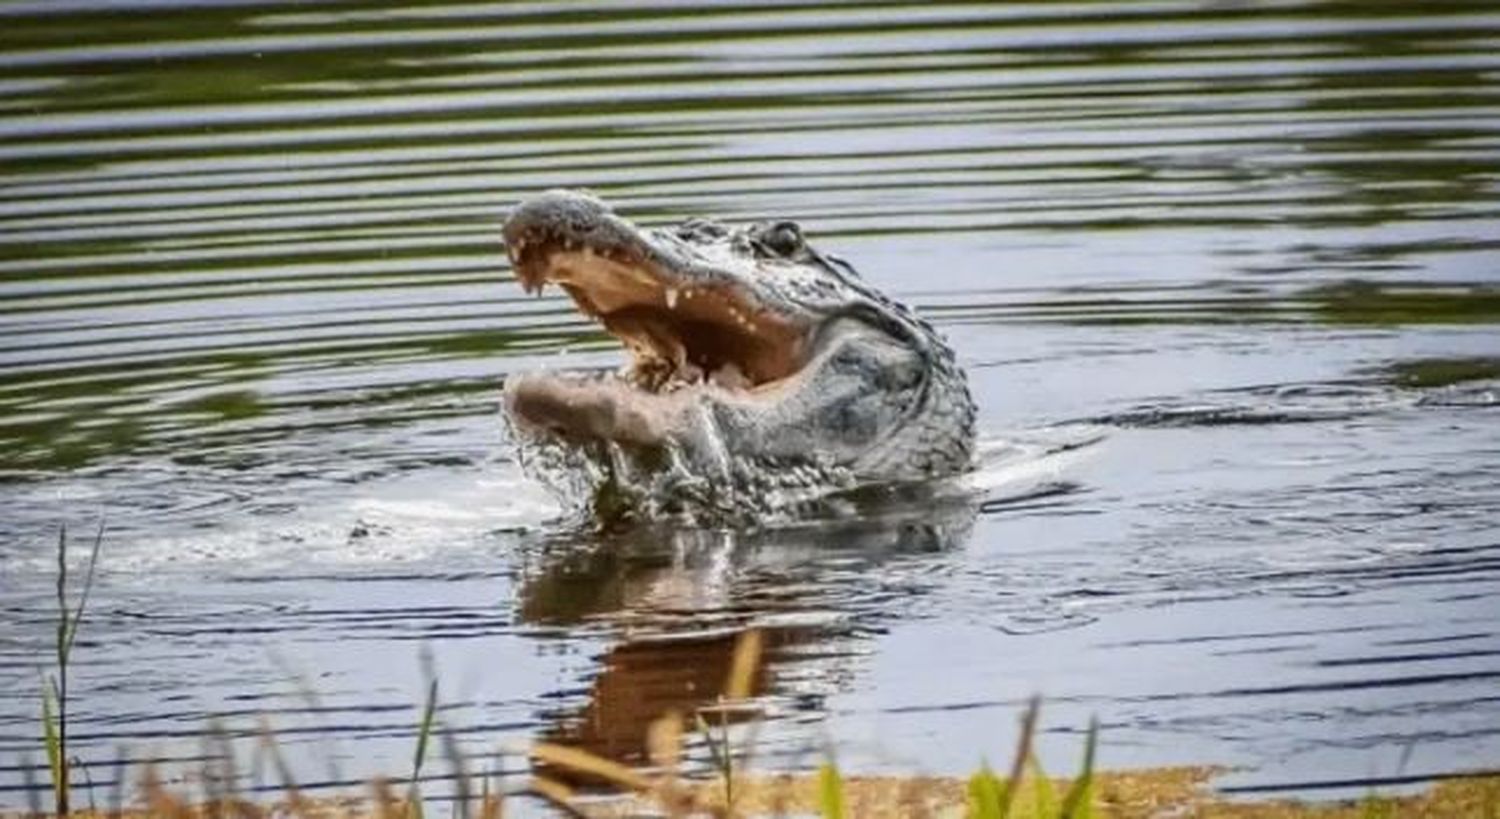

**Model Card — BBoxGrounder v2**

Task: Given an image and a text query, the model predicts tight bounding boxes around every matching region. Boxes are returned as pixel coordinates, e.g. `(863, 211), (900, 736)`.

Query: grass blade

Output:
(1359, 793), (1396, 819)
(62, 521), (105, 662)
(1027, 754), (1058, 818)
(55, 526), (69, 669)
(724, 629), (763, 701)
(141, 762), (192, 819)
(530, 743), (652, 793)
(647, 711), (683, 772)
(478, 755), (505, 819)
(413, 678), (438, 779)
(818, 760), (845, 819)
(530, 776), (589, 819)
(1000, 696), (1040, 819)
(694, 709), (737, 811)
(41, 675), (66, 813)
(76, 753), (96, 814)
(1059, 717), (1099, 819)
(257, 717), (305, 814)
(439, 721), (470, 819)
(408, 676), (439, 819)
(648, 713), (689, 817)
(966, 761), (1005, 819)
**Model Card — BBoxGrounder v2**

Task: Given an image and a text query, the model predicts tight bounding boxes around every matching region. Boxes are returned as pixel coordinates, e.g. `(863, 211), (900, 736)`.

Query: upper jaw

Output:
(502, 191), (813, 393)
(502, 189), (656, 297)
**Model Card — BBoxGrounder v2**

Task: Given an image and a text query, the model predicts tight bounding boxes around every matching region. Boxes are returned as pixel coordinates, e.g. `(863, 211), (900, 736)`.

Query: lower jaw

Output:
(503, 388), (850, 529)
(504, 371), (682, 446)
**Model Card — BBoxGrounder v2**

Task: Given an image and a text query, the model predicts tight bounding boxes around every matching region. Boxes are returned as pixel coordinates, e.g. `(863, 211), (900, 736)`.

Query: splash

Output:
(504, 410), (859, 527)
(505, 401), (1105, 529)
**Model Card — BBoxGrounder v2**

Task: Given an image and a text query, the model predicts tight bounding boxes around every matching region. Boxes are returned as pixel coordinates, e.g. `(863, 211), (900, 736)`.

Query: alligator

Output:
(500, 189), (975, 523)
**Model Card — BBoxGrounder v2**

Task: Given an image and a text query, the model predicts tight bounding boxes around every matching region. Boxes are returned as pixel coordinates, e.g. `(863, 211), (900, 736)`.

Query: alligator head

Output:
(501, 189), (975, 524)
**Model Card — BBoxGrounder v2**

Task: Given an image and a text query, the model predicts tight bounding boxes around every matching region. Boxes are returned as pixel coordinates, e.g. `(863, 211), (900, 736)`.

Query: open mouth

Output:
(504, 224), (811, 394)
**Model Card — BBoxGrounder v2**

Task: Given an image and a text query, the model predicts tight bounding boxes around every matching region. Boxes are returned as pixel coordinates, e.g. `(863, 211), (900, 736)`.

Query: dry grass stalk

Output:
(646, 711), (695, 817)
(723, 630), (762, 703)
(528, 775), (589, 818)
(530, 745), (652, 795)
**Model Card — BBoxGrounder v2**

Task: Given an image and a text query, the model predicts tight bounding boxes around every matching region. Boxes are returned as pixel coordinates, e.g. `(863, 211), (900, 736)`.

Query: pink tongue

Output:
(504, 373), (683, 446)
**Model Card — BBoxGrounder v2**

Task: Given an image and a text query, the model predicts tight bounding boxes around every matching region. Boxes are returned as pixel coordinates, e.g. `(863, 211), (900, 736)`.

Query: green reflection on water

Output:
(1382, 357), (1500, 389)
(1307, 281), (1500, 326)
(178, 389), (266, 421)
(0, 327), (588, 473)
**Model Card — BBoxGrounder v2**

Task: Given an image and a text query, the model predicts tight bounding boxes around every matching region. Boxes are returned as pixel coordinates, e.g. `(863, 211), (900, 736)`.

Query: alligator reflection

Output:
(517, 489), (979, 784)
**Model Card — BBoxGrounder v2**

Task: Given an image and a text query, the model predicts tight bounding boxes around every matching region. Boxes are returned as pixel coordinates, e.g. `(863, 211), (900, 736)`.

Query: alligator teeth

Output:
(710, 363), (749, 390)
(664, 288), (679, 310)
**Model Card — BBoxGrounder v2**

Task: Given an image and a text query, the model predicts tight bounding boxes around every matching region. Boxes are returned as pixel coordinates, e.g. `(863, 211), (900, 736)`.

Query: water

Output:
(3, 0), (1500, 810)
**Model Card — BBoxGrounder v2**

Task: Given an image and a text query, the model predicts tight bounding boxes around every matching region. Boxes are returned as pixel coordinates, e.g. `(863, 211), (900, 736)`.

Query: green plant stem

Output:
(818, 760), (845, 819)
(52, 526), (71, 816)
(45, 521), (105, 816)
(408, 675), (438, 819)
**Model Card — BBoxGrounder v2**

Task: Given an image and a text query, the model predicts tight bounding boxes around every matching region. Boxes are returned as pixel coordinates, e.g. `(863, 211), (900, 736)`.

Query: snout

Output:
(502, 188), (614, 249)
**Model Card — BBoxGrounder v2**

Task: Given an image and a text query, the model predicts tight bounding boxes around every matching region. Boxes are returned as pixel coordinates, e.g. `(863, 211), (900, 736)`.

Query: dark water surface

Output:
(4, 0), (1500, 809)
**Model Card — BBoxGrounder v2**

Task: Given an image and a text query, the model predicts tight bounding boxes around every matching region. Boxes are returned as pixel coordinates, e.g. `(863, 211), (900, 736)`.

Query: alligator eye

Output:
(762, 221), (803, 256)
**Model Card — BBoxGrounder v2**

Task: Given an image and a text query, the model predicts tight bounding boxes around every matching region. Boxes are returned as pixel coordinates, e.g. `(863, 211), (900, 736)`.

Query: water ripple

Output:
(4, 0), (1500, 804)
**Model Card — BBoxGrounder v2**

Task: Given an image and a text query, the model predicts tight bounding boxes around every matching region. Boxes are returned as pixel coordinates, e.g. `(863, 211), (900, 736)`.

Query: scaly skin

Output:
(500, 190), (975, 524)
